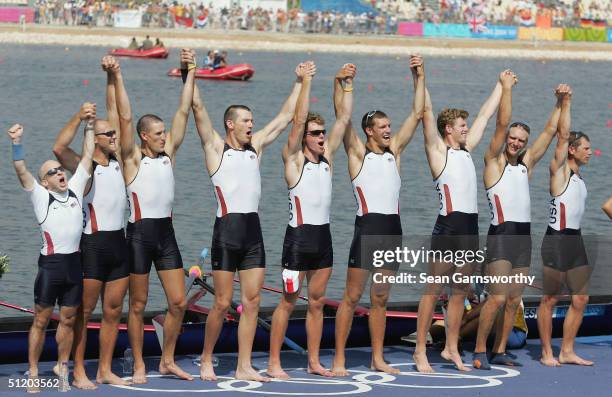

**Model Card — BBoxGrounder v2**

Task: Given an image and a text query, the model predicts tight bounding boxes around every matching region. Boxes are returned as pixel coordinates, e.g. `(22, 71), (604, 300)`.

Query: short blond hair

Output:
(437, 108), (469, 136)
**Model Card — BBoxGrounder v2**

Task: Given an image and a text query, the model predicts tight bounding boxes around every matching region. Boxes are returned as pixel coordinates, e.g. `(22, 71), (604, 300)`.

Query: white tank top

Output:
(288, 156), (332, 226)
(83, 158), (127, 234)
(210, 144), (261, 217)
(351, 149), (400, 216)
(434, 147), (478, 216)
(126, 153), (174, 222)
(548, 171), (587, 231)
(28, 164), (90, 255)
(486, 161), (531, 225)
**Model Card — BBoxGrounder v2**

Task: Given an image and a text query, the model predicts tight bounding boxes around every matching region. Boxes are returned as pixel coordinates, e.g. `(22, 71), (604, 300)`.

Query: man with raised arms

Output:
(267, 63), (355, 379)
(331, 55), (425, 376)
(414, 70), (504, 373)
(52, 56), (130, 389)
(7, 118), (94, 393)
(473, 79), (570, 369)
(538, 90), (594, 367)
(116, 49), (196, 383)
(191, 59), (309, 382)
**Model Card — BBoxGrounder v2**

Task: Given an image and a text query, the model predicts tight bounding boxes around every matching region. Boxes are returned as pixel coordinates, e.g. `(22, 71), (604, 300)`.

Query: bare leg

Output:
(442, 292), (471, 371)
(96, 276), (130, 385)
(492, 267), (528, 354)
(27, 305), (53, 394)
(305, 267), (333, 377)
(72, 279), (102, 389)
(331, 268), (369, 376)
(538, 266), (562, 367)
(53, 306), (78, 377)
(369, 268), (399, 374)
(235, 267), (270, 382)
(127, 273), (150, 383)
(200, 271), (233, 381)
(559, 294), (593, 365)
(267, 274), (302, 379)
(157, 268), (192, 380)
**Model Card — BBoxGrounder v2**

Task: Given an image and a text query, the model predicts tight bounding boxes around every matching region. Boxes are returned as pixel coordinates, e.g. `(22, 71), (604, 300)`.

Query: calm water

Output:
(0, 44), (610, 317)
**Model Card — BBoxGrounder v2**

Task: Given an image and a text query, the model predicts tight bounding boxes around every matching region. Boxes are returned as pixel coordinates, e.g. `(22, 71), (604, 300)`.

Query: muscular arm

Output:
(52, 106), (90, 173)
(8, 125), (36, 191)
(484, 71), (514, 162)
(466, 80), (502, 151)
(114, 63), (139, 166)
(252, 64), (304, 153)
(192, 83), (225, 169)
(524, 89), (563, 169)
(326, 73), (354, 159)
(78, 119), (96, 176)
(283, 68), (313, 161)
(391, 55), (425, 155)
(422, 88), (447, 176)
(166, 49), (196, 162)
(549, 93), (571, 194)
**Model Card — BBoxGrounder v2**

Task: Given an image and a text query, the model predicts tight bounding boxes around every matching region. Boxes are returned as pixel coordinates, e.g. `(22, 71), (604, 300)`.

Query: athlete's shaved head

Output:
(224, 105), (252, 132)
(38, 160), (62, 181)
(137, 114), (164, 137)
(437, 108), (469, 136)
(361, 110), (388, 133)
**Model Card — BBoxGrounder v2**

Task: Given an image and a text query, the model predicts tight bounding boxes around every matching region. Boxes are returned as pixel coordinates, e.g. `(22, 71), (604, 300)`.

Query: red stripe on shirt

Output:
(494, 194), (505, 224)
(294, 196), (303, 226)
(88, 203), (98, 233)
(132, 192), (142, 221)
(356, 186), (369, 215)
(215, 186), (228, 217)
(44, 231), (54, 255)
(443, 184), (453, 213)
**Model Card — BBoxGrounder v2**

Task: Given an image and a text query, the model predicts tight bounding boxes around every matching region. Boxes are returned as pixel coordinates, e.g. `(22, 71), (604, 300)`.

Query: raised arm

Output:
(484, 70), (516, 162)
(114, 58), (138, 165)
(550, 90), (572, 175)
(466, 78), (502, 151)
(524, 84), (567, 169)
(251, 63), (304, 153)
(79, 118), (96, 175)
(283, 62), (315, 160)
(166, 48), (196, 161)
(391, 54), (425, 154)
(7, 124), (35, 190)
(52, 102), (96, 173)
(422, 87), (446, 162)
(326, 64), (355, 158)
(103, 56), (120, 135)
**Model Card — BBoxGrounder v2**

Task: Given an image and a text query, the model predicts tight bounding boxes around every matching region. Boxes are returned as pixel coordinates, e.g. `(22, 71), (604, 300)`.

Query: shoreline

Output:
(1, 24), (611, 61)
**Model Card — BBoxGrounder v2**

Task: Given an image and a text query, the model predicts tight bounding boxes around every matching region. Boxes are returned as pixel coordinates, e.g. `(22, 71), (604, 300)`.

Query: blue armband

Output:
(12, 143), (24, 161)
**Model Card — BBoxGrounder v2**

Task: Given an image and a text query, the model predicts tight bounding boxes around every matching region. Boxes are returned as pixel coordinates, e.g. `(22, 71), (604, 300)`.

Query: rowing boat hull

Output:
(1, 301), (611, 364)
(167, 64), (255, 80)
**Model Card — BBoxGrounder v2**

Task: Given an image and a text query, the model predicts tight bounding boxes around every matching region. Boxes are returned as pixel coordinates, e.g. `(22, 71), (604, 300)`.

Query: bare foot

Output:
(96, 371), (131, 386)
(26, 373), (40, 394)
(413, 351), (434, 373)
(132, 364), (147, 384)
(371, 360), (401, 375)
(159, 361), (194, 381)
(331, 357), (349, 376)
(559, 352), (594, 366)
(52, 364), (60, 377)
(72, 374), (97, 390)
(235, 366), (271, 382)
(267, 364), (291, 379)
(441, 349), (471, 372)
(540, 356), (561, 367)
(308, 363), (334, 377)
(199, 360), (217, 381)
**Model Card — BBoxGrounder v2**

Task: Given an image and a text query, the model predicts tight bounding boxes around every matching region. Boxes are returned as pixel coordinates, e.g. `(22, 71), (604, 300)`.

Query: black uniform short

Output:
(127, 218), (183, 274)
(81, 229), (130, 281)
(431, 212), (480, 254)
(486, 222), (532, 268)
(348, 213), (403, 271)
(211, 213), (266, 272)
(282, 224), (333, 271)
(541, 226), (589, 271)
(34, 252), (82, 307)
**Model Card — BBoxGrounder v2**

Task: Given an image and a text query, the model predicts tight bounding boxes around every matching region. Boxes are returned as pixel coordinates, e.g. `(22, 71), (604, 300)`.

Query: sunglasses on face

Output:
(45, 167), (65, 177)
(306, 129), (326, 137)
(95, 130), (117, 138)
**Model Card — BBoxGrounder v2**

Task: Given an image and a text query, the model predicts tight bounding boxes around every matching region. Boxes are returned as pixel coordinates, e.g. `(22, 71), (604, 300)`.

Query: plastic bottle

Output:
(58, 362), (70, 392)
(123, 348), (134, 375)
(192, 356), (219, 367)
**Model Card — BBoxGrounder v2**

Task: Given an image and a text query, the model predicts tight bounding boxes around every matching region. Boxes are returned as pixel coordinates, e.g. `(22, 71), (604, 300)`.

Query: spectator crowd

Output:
(31, 0), (611, 33)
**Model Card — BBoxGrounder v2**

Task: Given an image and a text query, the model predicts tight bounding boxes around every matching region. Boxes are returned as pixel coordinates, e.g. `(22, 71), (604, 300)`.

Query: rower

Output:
(7, 119), (94, 393)
(267, 63), (355, 379)
(538, 90), (594, 367)
(191, 58), (308, 382)
(331, 55), (425, 376)
(473, 78), (569, 370)
(414, 68), (504, 373)
(52, 56), (130, 388)
(116, 49), (196, 384)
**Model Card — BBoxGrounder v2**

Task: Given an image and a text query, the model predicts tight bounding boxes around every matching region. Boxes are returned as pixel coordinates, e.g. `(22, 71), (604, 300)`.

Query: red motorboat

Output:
(167, 64), (255, 81)
(109, 47), (169, 59)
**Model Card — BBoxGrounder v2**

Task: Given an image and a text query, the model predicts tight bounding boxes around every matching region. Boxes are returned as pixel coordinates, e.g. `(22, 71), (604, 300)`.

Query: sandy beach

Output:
(0, 23), (611, 61)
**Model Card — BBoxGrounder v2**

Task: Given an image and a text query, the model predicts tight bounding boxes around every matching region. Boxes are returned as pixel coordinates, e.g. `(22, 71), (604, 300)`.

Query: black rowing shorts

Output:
(127, 218), (183, 274)
(282, 224), (333, 271)
(34, 252), (82, 307)
(81, 230), (130, 282)
(211, 213), (266, 272)
(348, 213), (403, 271)
(486, 221), (532, 268)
